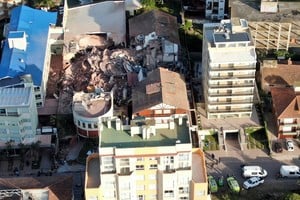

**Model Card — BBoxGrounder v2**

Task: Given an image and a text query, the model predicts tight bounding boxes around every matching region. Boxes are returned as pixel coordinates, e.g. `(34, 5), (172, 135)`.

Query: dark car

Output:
(274, 142), (283, 153)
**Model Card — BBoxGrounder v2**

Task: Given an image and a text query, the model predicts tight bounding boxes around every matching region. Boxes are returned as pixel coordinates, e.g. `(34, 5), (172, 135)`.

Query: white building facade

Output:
(202, 19), (257, 119)
(0, 78), (38, 145)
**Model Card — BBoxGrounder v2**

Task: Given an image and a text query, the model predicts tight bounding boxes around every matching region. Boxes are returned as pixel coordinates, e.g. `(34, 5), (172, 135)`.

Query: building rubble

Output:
(57, 32), (188, 114)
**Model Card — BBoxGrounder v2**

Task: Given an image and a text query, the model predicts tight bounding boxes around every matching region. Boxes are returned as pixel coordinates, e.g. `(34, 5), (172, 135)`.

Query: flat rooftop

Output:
(214, 32), (250, 43)
(209, 47), (256, 64)
(0, 87), (31, 107)
(101, 118), (190, 148)
(73, 92), (112, 118)
(192, 150), (206, 183)
(86, 156), (100, 188)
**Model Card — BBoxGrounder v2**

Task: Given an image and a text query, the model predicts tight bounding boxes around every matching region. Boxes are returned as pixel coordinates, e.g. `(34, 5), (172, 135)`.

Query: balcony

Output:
(208, 107), (252, 113)
(209, 74), (255, 80)
(208, 92), (254, 97)
(208, 83), (254, 88)
(210, 65), (255, 71)
(208, 100), (253, 105)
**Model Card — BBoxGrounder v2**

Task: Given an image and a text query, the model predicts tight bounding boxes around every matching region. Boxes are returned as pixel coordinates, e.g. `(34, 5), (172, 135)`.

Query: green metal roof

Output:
(101, 118), (190, 148)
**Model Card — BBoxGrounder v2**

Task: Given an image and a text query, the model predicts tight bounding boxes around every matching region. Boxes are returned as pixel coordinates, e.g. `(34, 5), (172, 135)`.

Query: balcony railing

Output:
(210, 74), (255, 80)
(208, 92), (254, 97)
(208, 100), (253, 105)
(208, 108), (252, 113)
(210, 65), (255, 71)
(208, 83), (254, 88)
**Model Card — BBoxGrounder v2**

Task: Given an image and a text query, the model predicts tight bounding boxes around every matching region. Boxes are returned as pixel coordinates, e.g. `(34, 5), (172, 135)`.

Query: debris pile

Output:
(57, 46), (144, 114)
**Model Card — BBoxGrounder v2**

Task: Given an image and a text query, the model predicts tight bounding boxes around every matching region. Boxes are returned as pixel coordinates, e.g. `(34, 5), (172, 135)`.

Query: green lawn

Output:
(245, 128), (269, 150)
(203, 134), (219, 151)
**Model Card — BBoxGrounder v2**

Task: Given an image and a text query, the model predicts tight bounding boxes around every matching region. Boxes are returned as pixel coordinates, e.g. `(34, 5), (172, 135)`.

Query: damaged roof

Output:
(64, 1), (126, 45)
(132, 67), (189, 114)
(270, 87), (300, 119)
(0, 175), (73, 200)
(129, 9), (180, 44)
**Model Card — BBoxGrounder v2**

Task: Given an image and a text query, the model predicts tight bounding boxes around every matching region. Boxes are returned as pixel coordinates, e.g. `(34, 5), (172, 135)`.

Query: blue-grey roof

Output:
(0, 5), (57, 86)
(214, 32), (250, 43)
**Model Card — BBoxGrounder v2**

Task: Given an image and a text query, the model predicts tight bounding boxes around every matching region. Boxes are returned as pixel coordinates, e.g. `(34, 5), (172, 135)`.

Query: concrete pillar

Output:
(107, 120), (111, 129)
(179, 117), (182, 125)
(169, 119), (175, 129)
(116, 118), (121, 131)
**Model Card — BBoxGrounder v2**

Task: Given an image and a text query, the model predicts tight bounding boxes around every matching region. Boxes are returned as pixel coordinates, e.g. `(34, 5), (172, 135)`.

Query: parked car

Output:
(286, 140), (294, 151)
(280, 165), (300, 178)
(243, 177), (264, 189)
(208, 175), (218, 193)
(241, 165), (268, 178)
(274, 142), (283, 153)
(227, 176), (240, 193)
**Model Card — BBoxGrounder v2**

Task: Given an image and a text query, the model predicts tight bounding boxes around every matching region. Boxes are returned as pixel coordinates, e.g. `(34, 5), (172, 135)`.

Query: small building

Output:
(72, 89), (115, 138)
(270, 84), (300, 139)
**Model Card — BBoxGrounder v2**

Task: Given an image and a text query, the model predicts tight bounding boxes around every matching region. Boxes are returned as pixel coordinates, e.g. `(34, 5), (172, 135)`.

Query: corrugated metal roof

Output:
(0, 87), (31, 107)
(0, 5), (57, 85)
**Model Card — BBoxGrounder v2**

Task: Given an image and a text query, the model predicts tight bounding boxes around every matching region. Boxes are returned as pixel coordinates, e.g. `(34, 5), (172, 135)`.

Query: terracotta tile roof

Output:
(132, 68), (189, 114)
(270, 87), (300, 119)
(261, 63), (300, 90)
(0, 175), (73, 200)
(129, 9), (179, 44)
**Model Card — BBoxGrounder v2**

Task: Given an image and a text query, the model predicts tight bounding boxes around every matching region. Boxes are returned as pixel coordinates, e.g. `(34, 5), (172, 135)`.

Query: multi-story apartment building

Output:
(0, 75), (38, 145)
(85, 68), (208, 200)
(202, 19), (257, 119)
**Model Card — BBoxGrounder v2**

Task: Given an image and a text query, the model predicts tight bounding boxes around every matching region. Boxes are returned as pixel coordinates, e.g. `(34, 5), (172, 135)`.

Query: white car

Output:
(286, 140), (294, 151)
(243, 177), (264, 189)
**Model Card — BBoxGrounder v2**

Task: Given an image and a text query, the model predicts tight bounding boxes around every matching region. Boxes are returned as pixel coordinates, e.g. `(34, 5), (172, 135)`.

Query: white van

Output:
(241, 165), (268, 178)
(280, 165), (300, 178)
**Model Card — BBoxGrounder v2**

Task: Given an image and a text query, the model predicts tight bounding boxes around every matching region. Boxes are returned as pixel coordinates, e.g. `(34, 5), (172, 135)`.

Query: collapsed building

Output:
(56, 5), (187, 137)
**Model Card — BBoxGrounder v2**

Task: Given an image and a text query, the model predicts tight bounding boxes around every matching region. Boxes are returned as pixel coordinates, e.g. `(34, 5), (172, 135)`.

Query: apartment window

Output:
(82, 123), (86, 128)
(35, 94), (41, 100)
(179, 197), (188, 200)
(163, 109), (171, 114)
(149, 164), (157, 169)
(179, 187), (189, 194)
(36, 102), (42, 107)
(136, 165), (144, 170)
(34, 87), (40, 92)
(137, 195), (144, 200)
(120, 158), (130, 166)
(136, 185), (145, 190)
(136, 175), (144, 180)
(154, 110), (162, 114)
(88, 123), (92, 129)
(149, 184), (156, 190)
(0, 109), (6, 115)
(164, 190), (174, 198)
(94, 123), (98, 128)
(77, 120), (81, 126)
(164, 156), (174, 164)
(148, 174), (156, 180)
